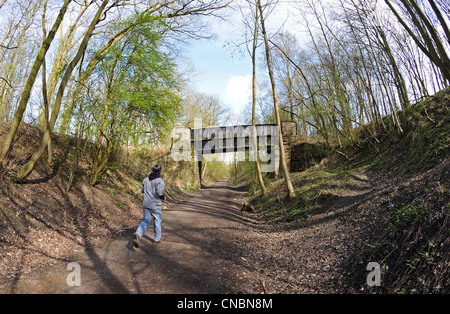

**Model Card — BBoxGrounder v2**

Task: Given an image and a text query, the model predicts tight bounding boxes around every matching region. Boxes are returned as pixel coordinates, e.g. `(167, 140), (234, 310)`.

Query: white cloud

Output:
(226, 75), (252, 103)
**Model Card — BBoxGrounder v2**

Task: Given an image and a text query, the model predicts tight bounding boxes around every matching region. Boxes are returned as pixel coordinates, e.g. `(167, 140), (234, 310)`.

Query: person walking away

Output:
(133, 164), (165, 248)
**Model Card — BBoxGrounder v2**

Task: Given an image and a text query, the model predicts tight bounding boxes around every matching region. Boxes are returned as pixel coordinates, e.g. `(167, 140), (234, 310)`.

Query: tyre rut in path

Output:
(7, 180), (260, 293)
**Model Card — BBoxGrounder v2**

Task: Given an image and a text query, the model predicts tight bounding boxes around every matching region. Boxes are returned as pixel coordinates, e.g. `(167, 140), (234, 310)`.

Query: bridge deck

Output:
(189, 123), (295, 155)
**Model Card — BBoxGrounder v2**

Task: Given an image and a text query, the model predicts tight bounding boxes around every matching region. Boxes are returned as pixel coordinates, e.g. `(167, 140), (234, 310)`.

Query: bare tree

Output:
(247, 0), (267, 196)
(0, 0), (42, 122)
(1, 0), (72, 159)
(16, 0), (110, 181)
(384, 0), (450, 83)
(257, 0), (295, 199)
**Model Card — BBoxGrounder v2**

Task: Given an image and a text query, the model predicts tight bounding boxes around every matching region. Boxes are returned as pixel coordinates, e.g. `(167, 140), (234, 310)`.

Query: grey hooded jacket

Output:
(141, 173), (165, 209)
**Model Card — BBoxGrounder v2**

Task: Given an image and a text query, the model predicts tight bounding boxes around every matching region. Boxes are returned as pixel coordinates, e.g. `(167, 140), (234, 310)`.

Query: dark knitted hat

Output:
(152, 164), (162, 173)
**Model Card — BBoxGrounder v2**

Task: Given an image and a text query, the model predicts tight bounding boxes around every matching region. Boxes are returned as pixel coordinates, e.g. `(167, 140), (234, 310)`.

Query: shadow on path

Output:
(5, 180), (254, 294)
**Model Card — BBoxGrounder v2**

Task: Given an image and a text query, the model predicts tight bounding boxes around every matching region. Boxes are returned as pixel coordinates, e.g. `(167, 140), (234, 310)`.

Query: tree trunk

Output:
(406, 0), (450, 76)
(426, 0), (450, 46)
(41, 0), (53, 163)
(16, 0), (109, 181)
(377, 26), (410, 109)
(58, 26), (132, 134)
(90, 137), (114, 186)
(385, 0), (450, 83)
(0, 0), (72, 159)
(251, 0), (266, 196)
(257, 0), (295, 199)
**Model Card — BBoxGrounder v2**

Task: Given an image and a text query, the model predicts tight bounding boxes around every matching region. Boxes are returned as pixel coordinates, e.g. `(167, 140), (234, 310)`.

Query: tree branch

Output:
(0, 77), (14, 89)
(0, 45), (18, 50)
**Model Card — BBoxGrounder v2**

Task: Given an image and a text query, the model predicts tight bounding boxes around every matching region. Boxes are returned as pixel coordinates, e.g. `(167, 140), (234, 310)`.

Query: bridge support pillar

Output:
(198, 160), (202, 188)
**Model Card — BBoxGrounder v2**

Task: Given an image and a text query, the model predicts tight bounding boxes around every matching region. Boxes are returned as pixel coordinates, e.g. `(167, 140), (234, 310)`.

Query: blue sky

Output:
(185, 37), (253, 123)
(183, 1), (295, 125)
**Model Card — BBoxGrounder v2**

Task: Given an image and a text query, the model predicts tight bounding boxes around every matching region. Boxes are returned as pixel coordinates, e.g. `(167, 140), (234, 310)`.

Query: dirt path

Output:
(6, 180), (265, 293)
(3, 176), (381, 294)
